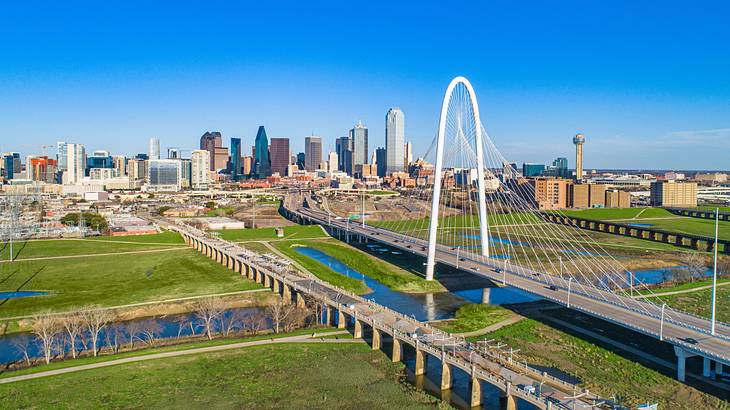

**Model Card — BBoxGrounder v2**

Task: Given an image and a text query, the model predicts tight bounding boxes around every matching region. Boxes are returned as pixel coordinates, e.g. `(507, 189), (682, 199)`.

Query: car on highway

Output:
(495, 268), (502, 273)
(548, 285), (558, 291)
(473, 266), (480, 271)
(683, 337), (699, 345)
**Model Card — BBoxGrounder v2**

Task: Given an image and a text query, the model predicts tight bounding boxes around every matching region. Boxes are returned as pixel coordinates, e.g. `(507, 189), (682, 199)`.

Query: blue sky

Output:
(1, 1), (729, 169)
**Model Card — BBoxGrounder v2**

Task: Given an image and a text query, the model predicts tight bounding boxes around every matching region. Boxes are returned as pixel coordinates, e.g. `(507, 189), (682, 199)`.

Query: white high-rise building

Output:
(327, 151), (338, 172)
(404, 141), (413, 167)
(64, 143), (85, 184)
(385, 108), (405, 175)
(349, 121), (368, 171)
(149, 137), (160, 160)
(191, 149), (211, 189)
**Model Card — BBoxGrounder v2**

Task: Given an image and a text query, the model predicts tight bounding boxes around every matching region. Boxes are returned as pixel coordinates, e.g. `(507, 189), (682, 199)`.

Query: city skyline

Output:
(1, 2), (729, 169)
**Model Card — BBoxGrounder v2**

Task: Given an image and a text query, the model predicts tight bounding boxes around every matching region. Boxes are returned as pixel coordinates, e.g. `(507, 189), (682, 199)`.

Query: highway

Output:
(284, 193), (730, 373)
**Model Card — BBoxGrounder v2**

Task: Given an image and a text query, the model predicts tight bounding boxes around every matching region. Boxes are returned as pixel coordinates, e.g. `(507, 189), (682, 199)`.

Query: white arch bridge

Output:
(282, 76), (730, 384)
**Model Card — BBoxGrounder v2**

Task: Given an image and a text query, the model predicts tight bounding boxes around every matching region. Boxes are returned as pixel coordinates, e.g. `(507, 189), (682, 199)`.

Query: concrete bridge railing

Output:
(174, 223), (589, 410)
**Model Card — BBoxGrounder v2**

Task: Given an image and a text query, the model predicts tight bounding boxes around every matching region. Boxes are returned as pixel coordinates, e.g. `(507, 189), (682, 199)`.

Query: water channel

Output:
(0, 239), (712, 409)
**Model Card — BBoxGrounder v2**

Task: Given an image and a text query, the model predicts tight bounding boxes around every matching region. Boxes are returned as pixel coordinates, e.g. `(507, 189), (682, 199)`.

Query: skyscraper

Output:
(296, 152), (305, 170)
(113, 155), (127, 177)
(327, 152), (338, 173)
(56, 141), (68, 172)
(200, 131), (228, 171)
(404, 141), (413, 167)
(376, 147), (387, 177)
(191, 149), (211, 189)
(254, 126), (271, 178)
(65, 143), (86, 184)
(230, 137), (242, 181)
(573, 133), (585, 181)
(149, 137), (160, 160)
(335, 136), (352, 172)
(385, 108), (405, 175)
(269, 138), (290, 176)
(304, 136), (322, 172)
(147, 159), (182, 191)
(349, 121), (368, 171)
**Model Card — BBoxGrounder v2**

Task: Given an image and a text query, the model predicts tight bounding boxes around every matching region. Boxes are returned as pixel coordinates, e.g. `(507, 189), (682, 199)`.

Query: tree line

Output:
(11, 296), (321, 369)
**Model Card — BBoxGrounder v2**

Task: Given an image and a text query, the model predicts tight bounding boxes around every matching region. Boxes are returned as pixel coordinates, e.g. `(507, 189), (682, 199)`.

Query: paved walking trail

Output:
(451, 315), (525, 338)
(633, 281), (730, 299)
(0, 330), (353, 385)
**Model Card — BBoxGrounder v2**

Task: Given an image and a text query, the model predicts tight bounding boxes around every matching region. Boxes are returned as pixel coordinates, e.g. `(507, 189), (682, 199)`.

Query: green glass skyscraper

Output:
(254, 126), (271, 179)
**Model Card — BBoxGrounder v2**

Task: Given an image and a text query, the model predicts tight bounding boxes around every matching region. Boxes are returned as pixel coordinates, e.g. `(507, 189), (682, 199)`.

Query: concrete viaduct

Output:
(540, 212), (730, 254)
(665, 207), (730, 222)
(171, 223), (598, 410)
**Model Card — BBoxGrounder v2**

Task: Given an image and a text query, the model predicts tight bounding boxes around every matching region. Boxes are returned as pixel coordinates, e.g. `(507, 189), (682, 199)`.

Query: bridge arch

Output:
(426, 76), (489, 280)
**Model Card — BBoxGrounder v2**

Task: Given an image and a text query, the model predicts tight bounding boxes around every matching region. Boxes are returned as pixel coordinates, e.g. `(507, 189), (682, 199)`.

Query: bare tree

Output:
(242, 311), (267, 336)
(267, 299), (295, 334)
(682, 252), (708, 281)
(138, 319), (162, 346)
(105, 323), (123, 354)
(193, 297), (224, 340)
(219, 309), (246, 337)
(718, 258), (730, 278)
(173, 315), (190, 339)
(125, 321), (142, 348)
(31, 313), (61, 364)
(283, 307), (311, 333)
(81, 307), (113, 357)
(61, 312), (84, 359)
(11, 335), (32, 366)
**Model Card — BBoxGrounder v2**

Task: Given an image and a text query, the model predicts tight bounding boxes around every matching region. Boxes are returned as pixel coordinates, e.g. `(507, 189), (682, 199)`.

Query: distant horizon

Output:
(1, 2), (728, 169)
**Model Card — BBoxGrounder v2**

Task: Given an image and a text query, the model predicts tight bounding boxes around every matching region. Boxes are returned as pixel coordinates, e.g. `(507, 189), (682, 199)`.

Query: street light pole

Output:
(711, 208), (719, 336)
(456, 246), (460, 269)
(660, 303), (667, 341)
(567, 277), (573, 308)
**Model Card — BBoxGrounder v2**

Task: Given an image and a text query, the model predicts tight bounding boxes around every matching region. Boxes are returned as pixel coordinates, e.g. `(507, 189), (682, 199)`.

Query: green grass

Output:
(0, 233), (185, 261)
(434, 304), (512, 334)
(212, 225), (327, 242)
(239, 242), (273, 254)
(558, 207), (673, 220)
(275, 239), (444, 293)
(272, 241), (370, 294)
(556, 207), (730, 240)
(475, 319), (729, 410)
(649, 285), (730, 323)
(0, 328), (327, 379)
(0, 343), (447, 410)
(0, 249), (262, 318)
(638, 277), (730, 295)
(88, 231), (185, 244)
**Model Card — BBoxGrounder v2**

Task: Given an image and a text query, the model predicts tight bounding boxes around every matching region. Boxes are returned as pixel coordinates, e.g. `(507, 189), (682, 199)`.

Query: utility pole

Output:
(660, 303), (666, 341)
(711, 208), (719, 336)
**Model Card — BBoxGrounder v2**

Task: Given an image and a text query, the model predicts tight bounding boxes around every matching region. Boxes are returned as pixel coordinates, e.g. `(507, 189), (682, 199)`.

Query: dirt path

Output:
(633, 281), (730, 299)
(0, 247), (186, 264)
(0, 330), (355, 385)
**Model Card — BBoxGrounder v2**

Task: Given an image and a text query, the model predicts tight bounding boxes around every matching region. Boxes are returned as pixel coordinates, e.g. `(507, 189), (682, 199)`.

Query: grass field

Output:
(212, 225), (327, 242)
(274, 239), (443, 294)
(0, 248), (261, 318)
(649, 285), (730, 323)
(0, 232), (185, 261)
(433, 304), (512, 334)
(476, 319), (729, 410)
(0, 343), (447, 409)
(558, 207), (730, 241)
(0, 328), (325, 379)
